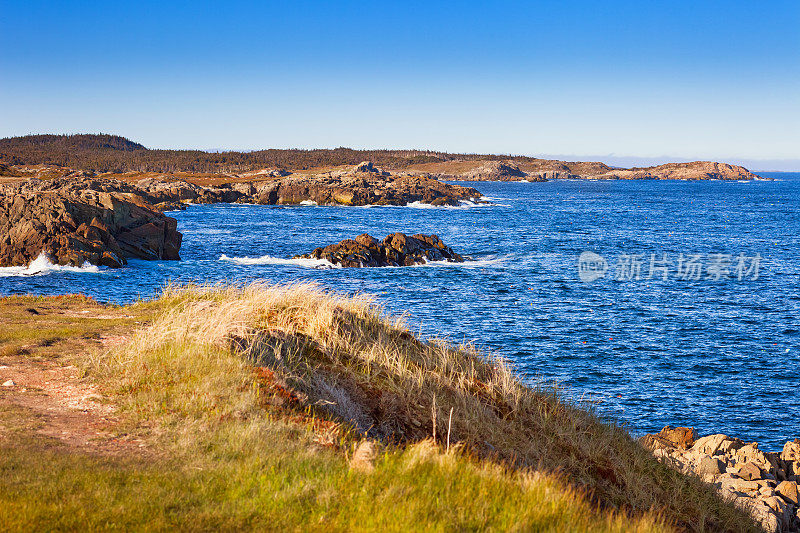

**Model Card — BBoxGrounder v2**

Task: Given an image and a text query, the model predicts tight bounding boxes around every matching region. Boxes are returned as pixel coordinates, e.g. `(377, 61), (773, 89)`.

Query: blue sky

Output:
(1, 1), (798, 167)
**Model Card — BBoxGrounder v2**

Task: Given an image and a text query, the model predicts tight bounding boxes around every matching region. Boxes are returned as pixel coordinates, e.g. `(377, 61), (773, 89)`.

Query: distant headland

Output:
(0, 133), (768, 183)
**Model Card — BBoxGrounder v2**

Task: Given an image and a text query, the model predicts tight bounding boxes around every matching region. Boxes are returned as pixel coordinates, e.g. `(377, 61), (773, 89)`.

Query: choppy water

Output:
(2, 173), (799, 449)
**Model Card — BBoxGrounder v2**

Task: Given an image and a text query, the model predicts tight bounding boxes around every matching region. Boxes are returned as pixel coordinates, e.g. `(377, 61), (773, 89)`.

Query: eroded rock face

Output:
(642, 428), (800, 532)
(0, 177), (182, 268)
(296, 233), (464, 267)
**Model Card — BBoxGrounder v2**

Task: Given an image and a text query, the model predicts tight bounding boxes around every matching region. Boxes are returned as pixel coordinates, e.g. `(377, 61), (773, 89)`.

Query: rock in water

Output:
(0, 177), (182, 268)
(296, 233), (464, 267)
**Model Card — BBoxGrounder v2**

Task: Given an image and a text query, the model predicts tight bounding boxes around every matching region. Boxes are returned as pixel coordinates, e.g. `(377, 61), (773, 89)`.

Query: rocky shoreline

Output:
(295, 233), (464, 267)
(136, 161), (482, 210)
(642, 426), (800, 532)
(0, 163), (479, 268)
(406, 159), (767, 182)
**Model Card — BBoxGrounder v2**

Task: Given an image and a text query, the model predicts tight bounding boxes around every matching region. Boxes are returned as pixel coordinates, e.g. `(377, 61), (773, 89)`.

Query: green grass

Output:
(0, 286), (760, 532)
(0, 404), (665, 532)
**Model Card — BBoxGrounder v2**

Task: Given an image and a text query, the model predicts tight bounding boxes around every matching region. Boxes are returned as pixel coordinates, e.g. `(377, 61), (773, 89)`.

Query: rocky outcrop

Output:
(236, 168), (291, 179)
(460, 161), (533, 181)
(593, 162), (765, 181)
(296, 233), (464, 267)
(350, 160), (389, 176)
(131, 163), (480, 208)
(255, 172), (479, 206)
(0, 177), (182, 268)
(643, 427), (800, 532)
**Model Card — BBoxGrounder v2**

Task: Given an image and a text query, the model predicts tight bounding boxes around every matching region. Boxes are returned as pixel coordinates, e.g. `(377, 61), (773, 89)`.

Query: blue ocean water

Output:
(2, 173), (798, 449)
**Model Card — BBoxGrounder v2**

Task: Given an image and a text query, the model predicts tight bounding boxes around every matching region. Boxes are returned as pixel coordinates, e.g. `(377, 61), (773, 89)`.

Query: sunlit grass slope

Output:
(0, 284), (759, 532)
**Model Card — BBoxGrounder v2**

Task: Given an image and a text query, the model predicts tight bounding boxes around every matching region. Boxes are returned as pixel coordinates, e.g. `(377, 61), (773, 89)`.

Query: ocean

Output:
(2, 172), (798, 449)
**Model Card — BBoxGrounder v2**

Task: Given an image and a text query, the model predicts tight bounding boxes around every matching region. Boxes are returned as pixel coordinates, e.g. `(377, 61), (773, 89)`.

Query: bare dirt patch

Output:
(0, 295), (151, 456)
(0, 356), (145, 455)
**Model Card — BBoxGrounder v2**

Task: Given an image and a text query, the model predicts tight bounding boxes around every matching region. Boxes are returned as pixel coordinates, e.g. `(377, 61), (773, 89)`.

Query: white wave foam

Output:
(220, 254), (339, 269)
(420, 256), (508, 268)
(406, 199), (509, 209)
(299, 200), (318, 206)
(0, 253), (103, 277)
(218, 253), (506, 270)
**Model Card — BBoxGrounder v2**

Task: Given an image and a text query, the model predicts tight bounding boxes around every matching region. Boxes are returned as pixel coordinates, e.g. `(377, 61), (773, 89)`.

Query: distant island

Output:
(0, 133), (766, 183)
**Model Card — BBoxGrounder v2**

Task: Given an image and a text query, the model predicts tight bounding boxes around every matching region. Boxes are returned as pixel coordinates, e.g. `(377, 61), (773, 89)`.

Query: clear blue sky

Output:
(1, 1), (798, 166)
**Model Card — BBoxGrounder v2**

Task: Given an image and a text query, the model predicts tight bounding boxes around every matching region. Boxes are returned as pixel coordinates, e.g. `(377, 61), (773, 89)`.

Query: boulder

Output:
(296, 233), (464, 268)
(777, 481), (799, 506)
(698, 455), (726, 477)
(783, 440), (800, 477)
(734, 461), (766, 481)
(691, 434), (742, 456)
(640, 426), (697, 450)
(351, 161), (388, 176)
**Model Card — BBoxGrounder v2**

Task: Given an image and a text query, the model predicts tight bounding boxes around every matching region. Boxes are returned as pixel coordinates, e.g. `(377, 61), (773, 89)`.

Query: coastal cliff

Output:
(0, 178), (181, 268)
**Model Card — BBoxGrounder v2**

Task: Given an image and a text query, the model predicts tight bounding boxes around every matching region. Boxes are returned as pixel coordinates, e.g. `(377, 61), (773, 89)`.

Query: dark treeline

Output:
(0, 134), (540, 173)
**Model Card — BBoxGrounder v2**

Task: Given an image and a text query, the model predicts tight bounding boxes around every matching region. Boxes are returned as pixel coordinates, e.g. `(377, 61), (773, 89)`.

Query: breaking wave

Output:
(405, 199), (510, 209)
(0, 253), (104, 277)
(219, 253), (507, 270)
(219, 254), (339, 269)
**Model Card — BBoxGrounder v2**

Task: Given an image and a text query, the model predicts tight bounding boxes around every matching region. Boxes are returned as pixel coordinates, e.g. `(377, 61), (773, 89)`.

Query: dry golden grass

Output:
(90, 282), (758, 532)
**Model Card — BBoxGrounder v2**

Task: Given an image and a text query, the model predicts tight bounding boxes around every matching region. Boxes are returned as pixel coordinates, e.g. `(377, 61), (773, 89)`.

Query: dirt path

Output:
(0, 295), (150, 455)
(0, 356), (148, 455)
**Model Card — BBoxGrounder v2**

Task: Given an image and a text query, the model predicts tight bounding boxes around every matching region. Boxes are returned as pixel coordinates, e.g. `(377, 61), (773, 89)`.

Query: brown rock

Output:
(776, 480), (799, 505)
(735, 461), (765, 481)
(692, 434), (736, 456)
(698, 455), (726, 476)
(0, 177), (182, 268)
(296, 233), (464, 268)
(461, 160), (529, 181)
(641, 426), (697, 450)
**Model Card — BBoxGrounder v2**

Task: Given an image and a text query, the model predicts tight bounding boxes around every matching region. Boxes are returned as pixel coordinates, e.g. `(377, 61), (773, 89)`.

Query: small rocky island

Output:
(295, 233), (464, 267)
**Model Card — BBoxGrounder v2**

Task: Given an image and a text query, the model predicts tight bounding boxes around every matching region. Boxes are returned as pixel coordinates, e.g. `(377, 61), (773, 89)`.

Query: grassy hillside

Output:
(0, 285), (759, 531)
